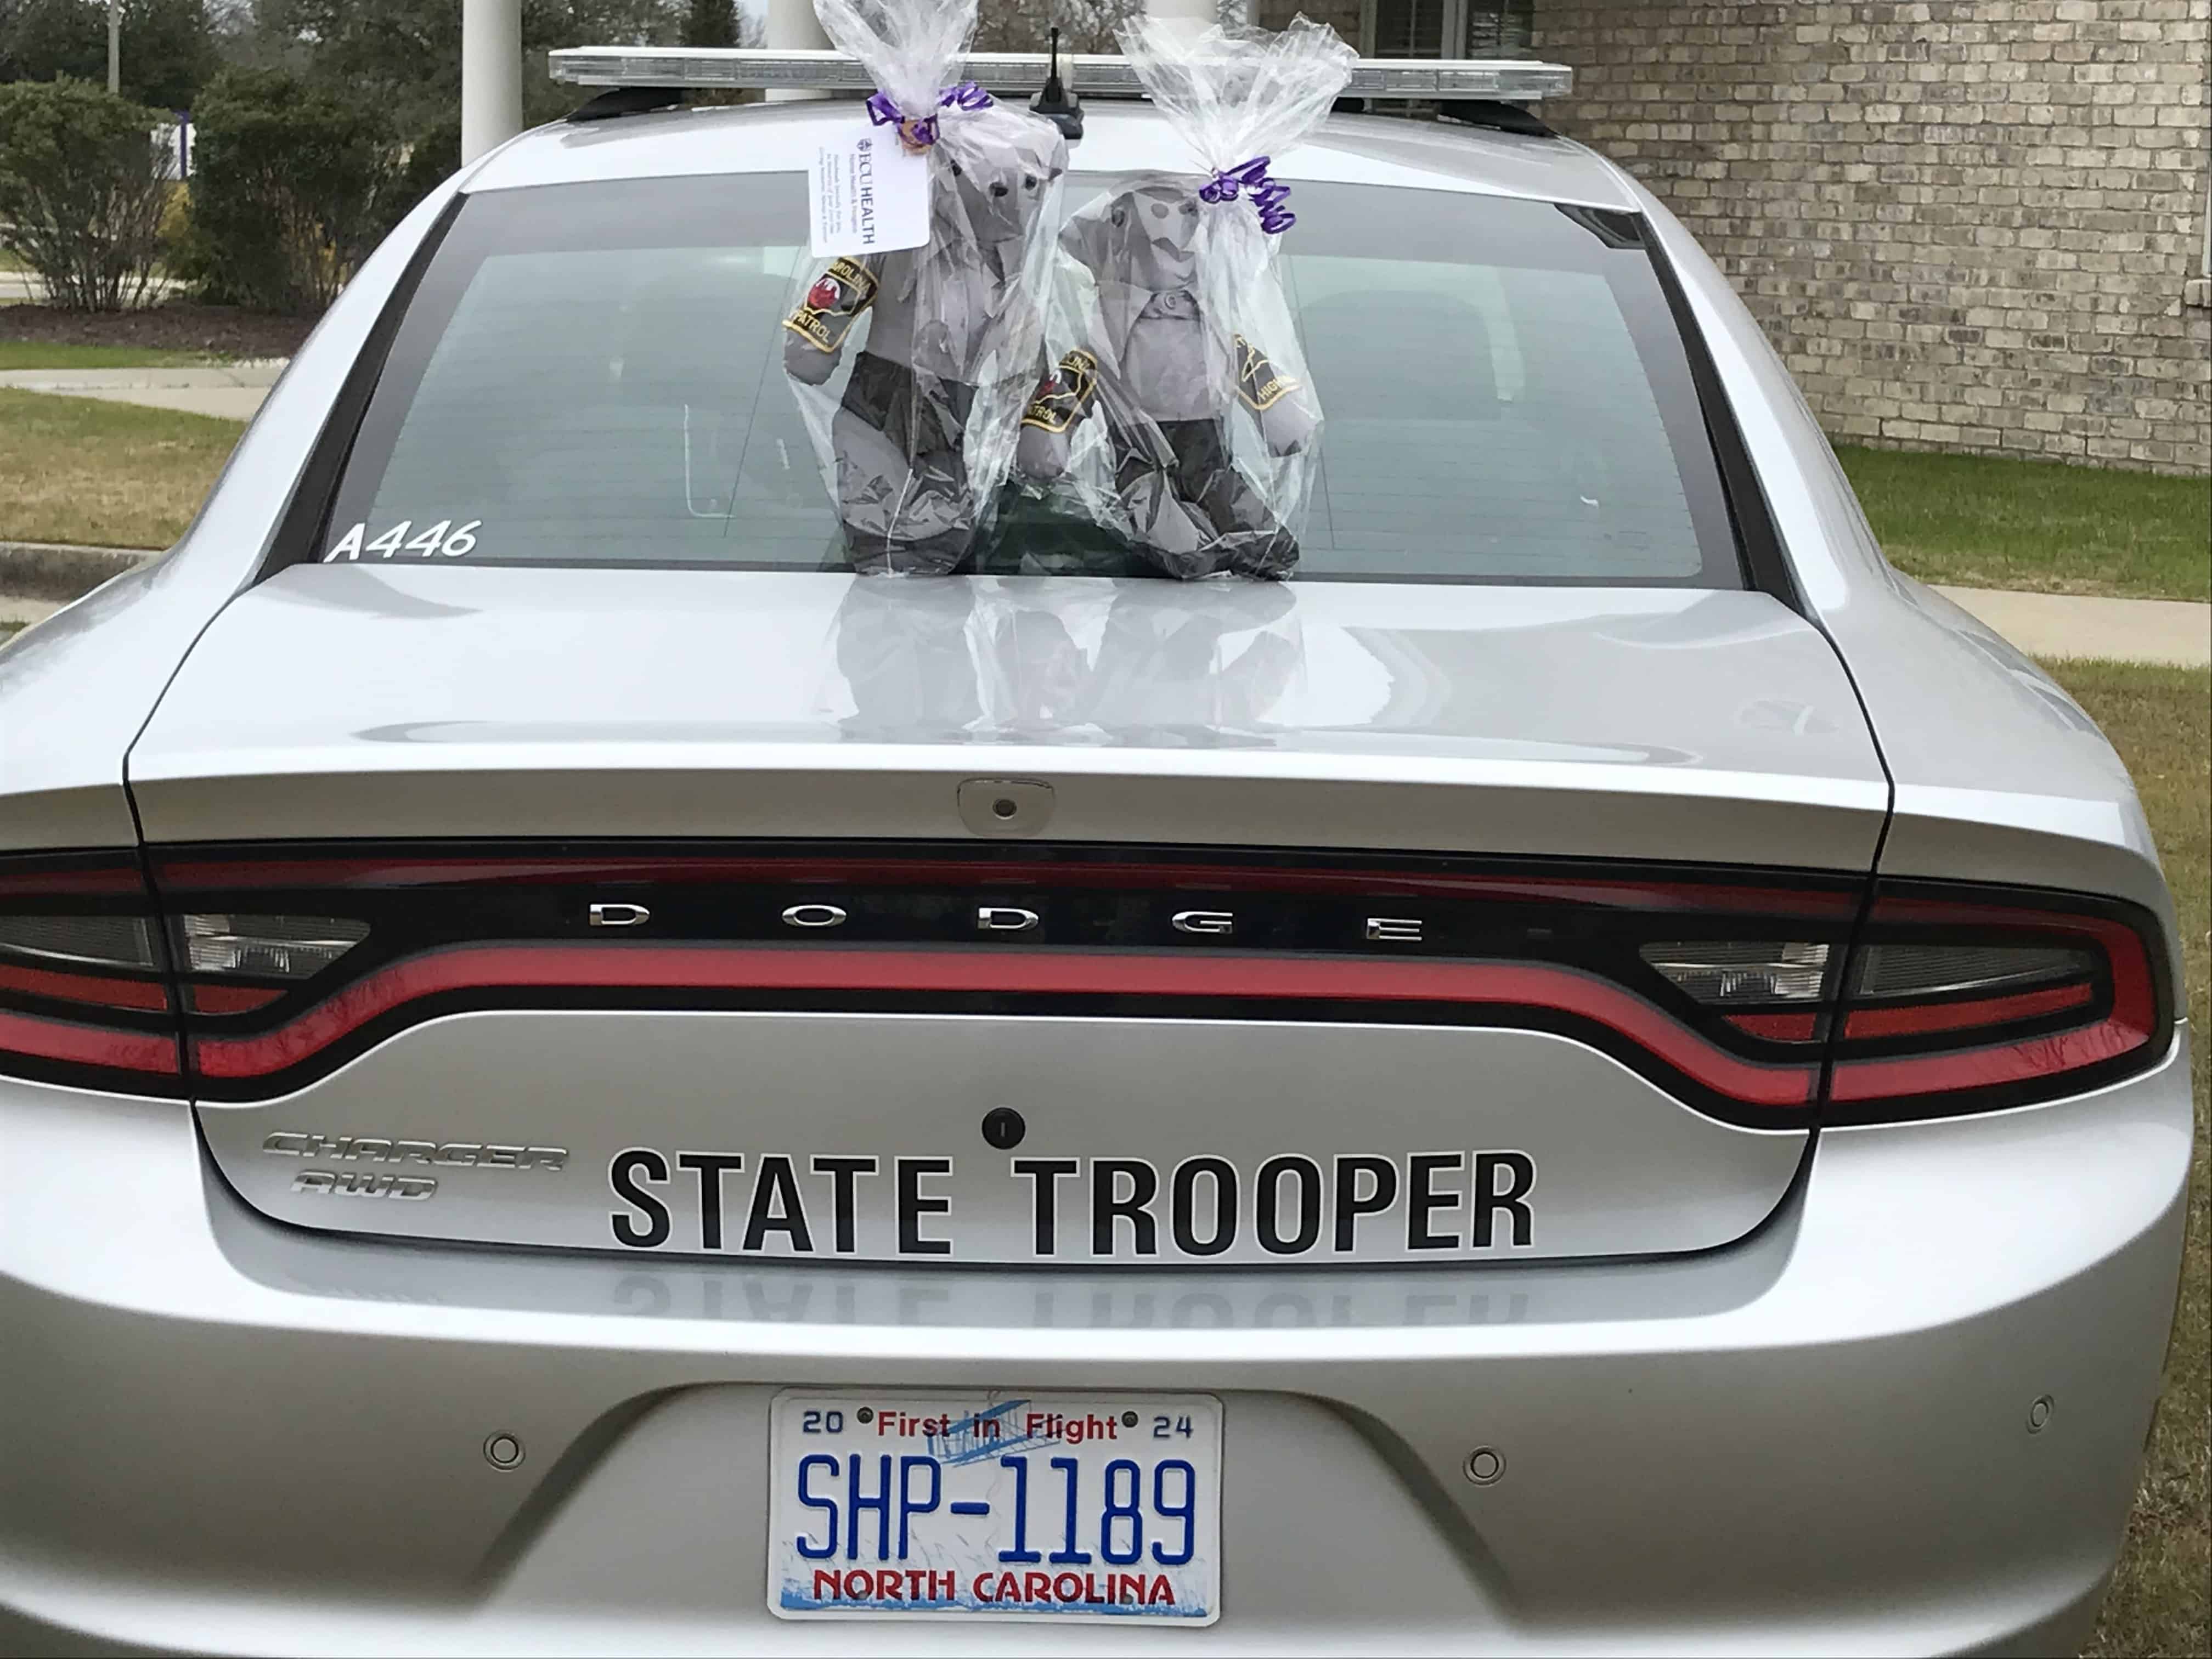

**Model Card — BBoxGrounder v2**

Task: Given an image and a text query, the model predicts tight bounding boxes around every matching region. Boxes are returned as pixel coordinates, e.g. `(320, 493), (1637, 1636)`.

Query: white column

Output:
(763, 0), (833, 102)
(461, 0), (525, 164)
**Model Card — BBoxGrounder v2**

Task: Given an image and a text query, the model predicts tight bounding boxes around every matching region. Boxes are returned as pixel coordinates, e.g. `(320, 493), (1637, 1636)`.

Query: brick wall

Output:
(1533, 2), (2211, 473)
(1267, 0), (1365, 43)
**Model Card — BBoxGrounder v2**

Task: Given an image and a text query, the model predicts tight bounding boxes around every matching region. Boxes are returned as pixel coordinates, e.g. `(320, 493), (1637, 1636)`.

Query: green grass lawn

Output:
(2063, 663), (2210, 1659)
(0, 341), (228, 371)
(0, 388), (244, 549)
(1838, 444), (2212, 603)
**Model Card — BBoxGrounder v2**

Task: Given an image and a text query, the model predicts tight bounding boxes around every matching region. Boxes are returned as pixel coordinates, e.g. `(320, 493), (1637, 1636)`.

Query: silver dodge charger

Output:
(0, 72), (2192, 1658)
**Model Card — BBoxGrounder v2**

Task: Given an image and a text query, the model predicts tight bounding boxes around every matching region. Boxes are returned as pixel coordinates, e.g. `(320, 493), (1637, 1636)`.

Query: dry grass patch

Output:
(0, 388), (244, 550)
(2066, 663), (2210, 1659)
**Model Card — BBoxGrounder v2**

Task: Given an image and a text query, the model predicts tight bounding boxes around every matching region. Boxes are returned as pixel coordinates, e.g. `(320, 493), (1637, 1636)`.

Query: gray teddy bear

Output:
(783, 115), (1068, 575)
(1012, 176), (1320, 581)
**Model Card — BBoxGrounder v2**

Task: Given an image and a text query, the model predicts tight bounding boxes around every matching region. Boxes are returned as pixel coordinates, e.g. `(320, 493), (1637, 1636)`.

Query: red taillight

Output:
(154, 840), (1860, 1122)
(131, 843), (2176, 1129)
(0, 959), (171, 1011)
(1723, 1011), (1821, 1042)
(0, 853), (182, 1093)
(1826, 885), (2169, 1119)
(181, 944), (1822, 1107)
(183, 983), (287, 1015)
(1840, 980), (2094, 1040)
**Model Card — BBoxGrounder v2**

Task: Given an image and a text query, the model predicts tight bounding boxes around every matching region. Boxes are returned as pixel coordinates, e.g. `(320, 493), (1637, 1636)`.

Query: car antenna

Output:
(1030, 27), (1084, 140)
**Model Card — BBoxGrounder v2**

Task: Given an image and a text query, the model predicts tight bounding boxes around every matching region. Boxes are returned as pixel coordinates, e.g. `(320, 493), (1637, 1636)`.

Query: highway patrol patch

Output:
(783, 256), (879, 353)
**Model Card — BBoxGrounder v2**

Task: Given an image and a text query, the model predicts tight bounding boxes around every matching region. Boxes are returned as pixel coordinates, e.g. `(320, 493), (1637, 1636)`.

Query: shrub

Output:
(179, 67), (402, 314)
(0, 77), (170, 311)
(0, 0), (217, 112)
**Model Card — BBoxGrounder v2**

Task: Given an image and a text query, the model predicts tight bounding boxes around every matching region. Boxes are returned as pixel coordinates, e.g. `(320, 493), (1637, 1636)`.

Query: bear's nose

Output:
(990, 181), (1009, 197)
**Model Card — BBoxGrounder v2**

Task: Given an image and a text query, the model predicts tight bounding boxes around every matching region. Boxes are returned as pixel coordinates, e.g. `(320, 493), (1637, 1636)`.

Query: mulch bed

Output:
(0, 302), (316, 358)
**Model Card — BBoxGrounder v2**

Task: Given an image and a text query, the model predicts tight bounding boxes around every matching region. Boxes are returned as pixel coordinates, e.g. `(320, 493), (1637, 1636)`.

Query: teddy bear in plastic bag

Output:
(1014, 16), (1356, 580)
(781, 0), (1068, 574)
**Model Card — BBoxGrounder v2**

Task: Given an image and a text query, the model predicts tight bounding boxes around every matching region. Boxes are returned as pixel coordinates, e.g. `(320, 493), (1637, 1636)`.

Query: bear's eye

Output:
(1110, 206), (1126, 226)
(948, 160), (962, 177)
(1023, 174), (1036, 189)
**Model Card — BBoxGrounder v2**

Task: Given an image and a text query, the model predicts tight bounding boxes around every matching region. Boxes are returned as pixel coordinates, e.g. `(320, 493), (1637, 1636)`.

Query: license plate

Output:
(767, 1390), (1223, 1623)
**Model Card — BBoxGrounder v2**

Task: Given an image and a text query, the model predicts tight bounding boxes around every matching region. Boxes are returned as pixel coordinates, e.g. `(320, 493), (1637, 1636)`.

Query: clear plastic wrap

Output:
(1014, 16), (1357, 580)
(781, 0), (1069, 574)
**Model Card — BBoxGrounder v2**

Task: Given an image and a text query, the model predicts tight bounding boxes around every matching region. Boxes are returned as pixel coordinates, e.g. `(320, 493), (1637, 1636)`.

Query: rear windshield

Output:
(314, 172), (1743, 586)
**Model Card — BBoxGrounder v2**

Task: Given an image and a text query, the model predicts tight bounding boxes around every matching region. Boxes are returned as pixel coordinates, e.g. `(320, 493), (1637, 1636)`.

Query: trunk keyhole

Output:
(981, 1107), (1026, 1149)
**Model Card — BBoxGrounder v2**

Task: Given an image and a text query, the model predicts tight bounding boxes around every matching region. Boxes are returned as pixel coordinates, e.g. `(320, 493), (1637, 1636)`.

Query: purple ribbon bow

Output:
(865, 80), (993, 149)
(1199, 156), (1295, 234)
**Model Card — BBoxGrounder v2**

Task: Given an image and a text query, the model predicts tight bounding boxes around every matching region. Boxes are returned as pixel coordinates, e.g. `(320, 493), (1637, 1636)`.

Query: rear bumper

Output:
(0, 1034), (2192, 1657)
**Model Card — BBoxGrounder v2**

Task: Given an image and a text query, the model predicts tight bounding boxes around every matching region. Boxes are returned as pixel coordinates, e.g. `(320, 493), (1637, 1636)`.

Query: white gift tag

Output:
(809, 130), (931, 259)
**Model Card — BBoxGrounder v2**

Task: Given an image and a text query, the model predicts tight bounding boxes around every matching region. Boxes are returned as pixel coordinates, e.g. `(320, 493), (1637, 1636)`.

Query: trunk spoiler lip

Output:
(126, 753), (1889, 871)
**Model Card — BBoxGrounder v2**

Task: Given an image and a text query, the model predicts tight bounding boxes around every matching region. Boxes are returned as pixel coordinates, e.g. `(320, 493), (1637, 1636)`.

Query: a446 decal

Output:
(324, 518), (483, 561)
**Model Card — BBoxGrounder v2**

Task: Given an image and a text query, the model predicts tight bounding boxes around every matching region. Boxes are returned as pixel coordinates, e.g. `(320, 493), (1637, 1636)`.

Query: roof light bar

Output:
(547, 47), (1573, 100)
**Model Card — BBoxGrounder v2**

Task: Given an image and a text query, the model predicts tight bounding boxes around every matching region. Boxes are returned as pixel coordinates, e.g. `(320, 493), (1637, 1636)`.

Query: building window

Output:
(1366, 0), (1532, 58)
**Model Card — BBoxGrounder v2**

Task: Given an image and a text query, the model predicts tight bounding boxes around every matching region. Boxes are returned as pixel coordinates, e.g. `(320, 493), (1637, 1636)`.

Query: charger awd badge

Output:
(263, 1132), (571, 1205)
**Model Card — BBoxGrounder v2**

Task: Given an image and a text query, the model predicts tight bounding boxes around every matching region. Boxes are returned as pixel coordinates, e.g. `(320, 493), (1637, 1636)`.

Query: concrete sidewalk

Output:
(1934, 585), (2211, 668)
(0, 594), (60, 627)
(0, 362), (281, 421)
